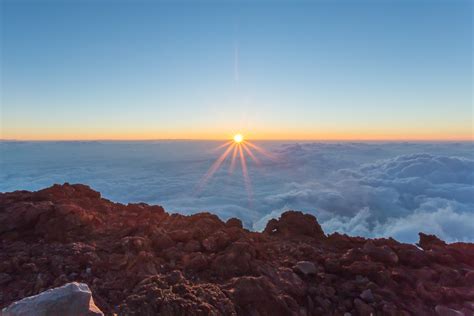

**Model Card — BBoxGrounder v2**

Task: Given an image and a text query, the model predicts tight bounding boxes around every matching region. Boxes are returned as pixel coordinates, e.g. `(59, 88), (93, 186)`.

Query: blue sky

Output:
(1, 0), (472, 140)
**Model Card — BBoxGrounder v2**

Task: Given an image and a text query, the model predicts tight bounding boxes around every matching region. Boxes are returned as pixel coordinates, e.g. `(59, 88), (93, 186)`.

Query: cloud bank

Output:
(1, 141), (473, 243)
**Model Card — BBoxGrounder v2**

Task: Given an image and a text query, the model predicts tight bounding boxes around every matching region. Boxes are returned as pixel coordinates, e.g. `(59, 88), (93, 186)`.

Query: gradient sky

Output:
(1, 0), (472, 140)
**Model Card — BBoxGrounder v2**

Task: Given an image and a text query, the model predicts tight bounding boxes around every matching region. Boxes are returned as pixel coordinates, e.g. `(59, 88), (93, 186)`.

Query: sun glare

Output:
(234, 134), (243, 143)
(195, 133), (277, 204)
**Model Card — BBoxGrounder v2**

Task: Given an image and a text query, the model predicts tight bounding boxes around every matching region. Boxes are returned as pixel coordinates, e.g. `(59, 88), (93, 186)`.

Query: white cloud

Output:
(1, 141), (473, 243)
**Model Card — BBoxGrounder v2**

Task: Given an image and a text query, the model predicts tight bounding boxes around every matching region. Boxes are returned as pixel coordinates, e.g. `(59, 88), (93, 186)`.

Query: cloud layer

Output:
(1, 141), (473, 243)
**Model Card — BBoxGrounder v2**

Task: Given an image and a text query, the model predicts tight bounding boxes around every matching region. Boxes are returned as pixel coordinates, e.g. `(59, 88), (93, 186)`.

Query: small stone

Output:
(360, 289), (374, 303)
(294, 261), (317, 276)
(435, 305), (464, 316)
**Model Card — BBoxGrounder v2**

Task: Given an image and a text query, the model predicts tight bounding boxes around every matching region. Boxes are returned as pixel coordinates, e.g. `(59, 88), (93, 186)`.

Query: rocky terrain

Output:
(1, 183), (473, 315)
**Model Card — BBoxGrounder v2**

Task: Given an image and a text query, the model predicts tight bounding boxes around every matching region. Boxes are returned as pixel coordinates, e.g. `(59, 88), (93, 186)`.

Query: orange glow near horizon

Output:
(2, 127), (472, 142)
(3, 133), (473, 142)
(0, 122), (474, 142)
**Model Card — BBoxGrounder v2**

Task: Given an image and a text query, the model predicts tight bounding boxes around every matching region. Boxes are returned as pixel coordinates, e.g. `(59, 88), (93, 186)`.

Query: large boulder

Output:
(1, 282), (103, 316)
(263, 211), (325, 239)
(35, 183), (101, 201)
(418, 233), (447, 250)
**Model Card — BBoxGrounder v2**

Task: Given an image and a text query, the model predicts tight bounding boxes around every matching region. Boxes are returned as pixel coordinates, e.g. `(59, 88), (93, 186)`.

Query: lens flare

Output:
(195, 134), (278, 204)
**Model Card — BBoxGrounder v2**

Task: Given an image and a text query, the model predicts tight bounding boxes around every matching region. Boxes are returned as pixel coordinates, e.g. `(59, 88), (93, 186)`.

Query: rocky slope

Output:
(1, 183), (473, 315)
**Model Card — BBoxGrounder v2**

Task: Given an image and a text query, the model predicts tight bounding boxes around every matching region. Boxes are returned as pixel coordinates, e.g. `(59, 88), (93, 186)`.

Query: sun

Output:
(196, 132), (277, 200)
(233, 134), (244, 143)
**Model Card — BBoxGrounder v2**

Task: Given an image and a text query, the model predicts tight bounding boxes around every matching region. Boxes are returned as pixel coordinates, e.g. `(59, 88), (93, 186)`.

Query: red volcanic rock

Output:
(150, 230), (174, 251)
(211, 242), (257, 278)
(1, 184), (473, 315)
(360, 288), (375, 303)
(465, 271), (474, 284)
(418, 232), (447, 250)
(396, 244), (429, 268)
(226, 276), (296, 316)
(168, 229), (193, 242)
(448, 242), (474, 265)
(294, 261), (317, 276)
(183, 240), (201, 252)
(225, 218), (243, 229)
(36, 183), (102, 200)
(363, 241), (399, 265)
(183, 252), (208, 272)
(263, 210), (325, 239)
(435, 305), (465, 316)
(354, 297), (375, 315)
(118, 272), (235, 315)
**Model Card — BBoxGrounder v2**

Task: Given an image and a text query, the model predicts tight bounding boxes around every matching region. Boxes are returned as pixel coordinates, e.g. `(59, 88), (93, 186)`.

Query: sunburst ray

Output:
(243, 141), (278, 161)
(196, 135), (272, 202)
(242, 143), (260, 166)
(229, 144), (239, 174)
(238, 144), (253, 202)
(195, 143), (234, 194)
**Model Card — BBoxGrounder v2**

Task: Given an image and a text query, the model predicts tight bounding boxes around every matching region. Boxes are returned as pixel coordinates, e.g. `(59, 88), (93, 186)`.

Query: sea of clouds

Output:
(1, 141), (473, 243)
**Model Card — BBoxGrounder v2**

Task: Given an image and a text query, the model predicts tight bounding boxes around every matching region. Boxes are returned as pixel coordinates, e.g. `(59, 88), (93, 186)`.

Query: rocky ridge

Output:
(1, 183), (473, 315)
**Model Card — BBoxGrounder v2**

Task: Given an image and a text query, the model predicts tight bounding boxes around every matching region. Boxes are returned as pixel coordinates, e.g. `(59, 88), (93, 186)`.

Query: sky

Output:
(1, 141), (473, 243)
(1, 0), (472, 141)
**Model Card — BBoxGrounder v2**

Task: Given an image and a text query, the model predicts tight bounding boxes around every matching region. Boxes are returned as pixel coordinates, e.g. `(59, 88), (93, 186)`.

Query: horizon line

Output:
(1, 138), (473, 143)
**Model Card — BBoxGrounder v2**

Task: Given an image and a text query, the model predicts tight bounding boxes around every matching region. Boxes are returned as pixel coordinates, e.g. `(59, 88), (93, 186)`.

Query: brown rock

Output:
(263, 211), (325, 239)
(1, 184), (473, 315)
(354, 298), (374, 315)
(168, 229), (193, 242)
(228, 276), (295, 316)
(397, 245), (429, 268)
(183, 252), (208, 271)
(226, 218), (243, 229)
(294, 261), (317, 276)
(211, 242), (255, 278)
(360, 289), (374, 303)
(465, 271), (474, 284)
(183, 240), (201, 252)
(0, 273), (13, 286)
(202, 236), (218, 252)
(435, 305), (465, 316)
(418, 233), (447, 250)
(151, 230), (174, 251)
(363, 241), (398, 265)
